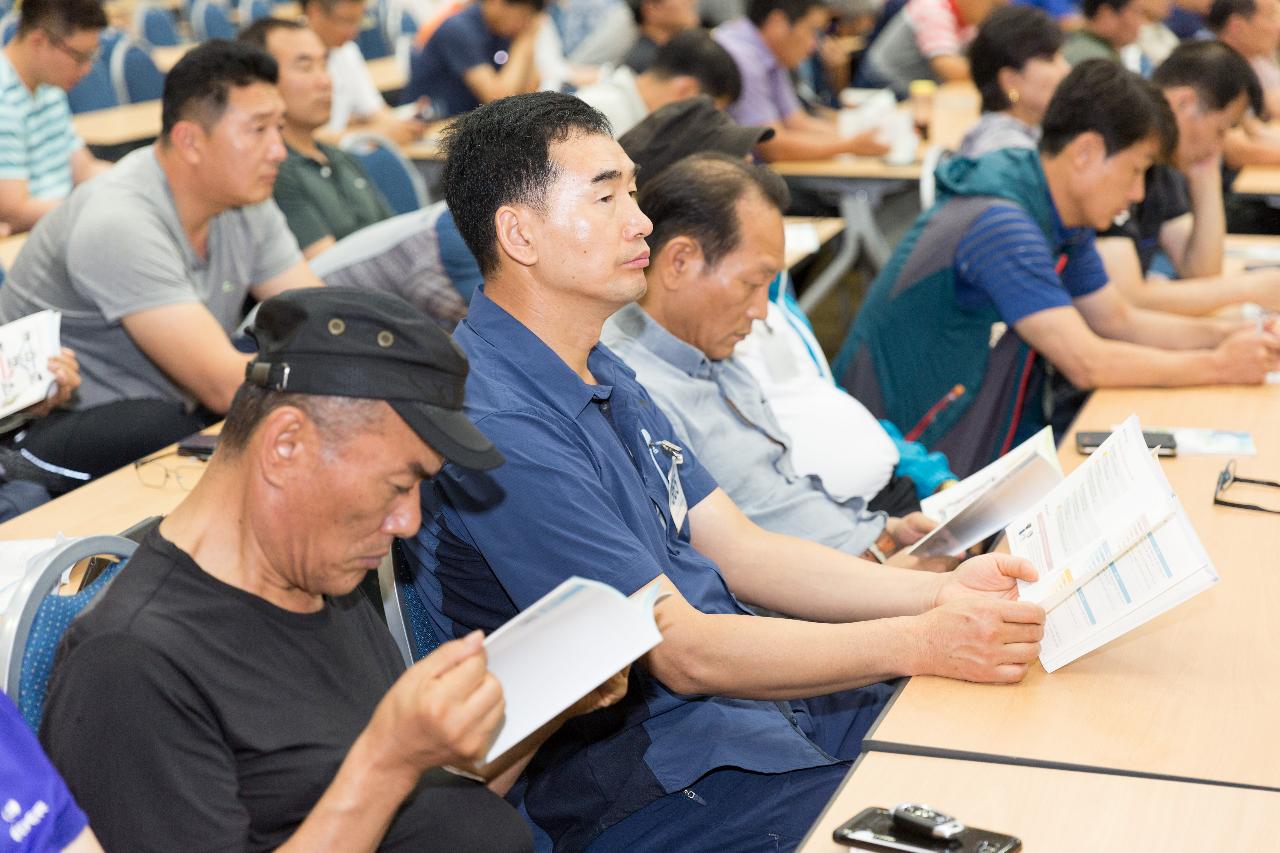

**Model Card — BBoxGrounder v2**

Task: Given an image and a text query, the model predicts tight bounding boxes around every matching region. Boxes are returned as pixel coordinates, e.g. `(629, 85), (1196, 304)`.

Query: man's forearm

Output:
(1122, 271), (1279, 316)
(278, 728), (420, 853)
(1178, 170), (1224, 278)
(712, 526), (938, 623)
(0, 195), (58, 232)
(1111, 305), (1235, 350)
(757, 127), (858, 162)
(649, 600), (925, 700)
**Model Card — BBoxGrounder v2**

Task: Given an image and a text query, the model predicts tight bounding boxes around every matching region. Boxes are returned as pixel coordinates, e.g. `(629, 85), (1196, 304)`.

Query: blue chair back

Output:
(377, 540), (441, 666)
(355, 23), (392, 60)
(0, 12), (17, 46)
(67, 61), (118, 113)
(0, 536), (137, 732)
(137, 6), (181, 47)
(341, 133), (426, 215)
(110, 39), (165, 104)
(191, 0), (236, 41)
(240, 0), (271, 23)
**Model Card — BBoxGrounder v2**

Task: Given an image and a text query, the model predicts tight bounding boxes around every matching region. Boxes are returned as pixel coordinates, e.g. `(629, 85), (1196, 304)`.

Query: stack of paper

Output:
(1010, 417), (1218, 672)
(0, 310), (61, 420)
(909, 427), (1064, 558)
(481, 577), (664, 763)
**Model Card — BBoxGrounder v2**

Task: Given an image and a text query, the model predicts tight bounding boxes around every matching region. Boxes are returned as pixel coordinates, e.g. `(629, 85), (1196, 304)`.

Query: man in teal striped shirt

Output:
(0, 0), (110, 233)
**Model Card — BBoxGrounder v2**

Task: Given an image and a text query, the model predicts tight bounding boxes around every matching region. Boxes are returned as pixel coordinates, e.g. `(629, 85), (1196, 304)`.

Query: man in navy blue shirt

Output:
(405, 0), (543, 118)
(406, 91), (1049, 852)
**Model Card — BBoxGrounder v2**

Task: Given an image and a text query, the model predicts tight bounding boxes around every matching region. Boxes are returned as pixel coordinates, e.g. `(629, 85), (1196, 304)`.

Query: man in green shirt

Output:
(241, 18), (392, 259)
(1063, 0), (1144, 65)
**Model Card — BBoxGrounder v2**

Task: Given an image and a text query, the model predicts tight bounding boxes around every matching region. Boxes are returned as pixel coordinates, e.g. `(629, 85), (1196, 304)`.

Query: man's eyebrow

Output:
(591, 169), (623, 185)
(409, 462), (433, 480)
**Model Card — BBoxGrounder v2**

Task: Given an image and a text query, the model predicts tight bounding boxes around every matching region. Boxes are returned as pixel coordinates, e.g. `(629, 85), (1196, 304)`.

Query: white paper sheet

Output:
(910, 426), (1063, 557)
(0, 310), (60, 420)
(1010, 417), (1218, 672)
(481, 577), (664, 763)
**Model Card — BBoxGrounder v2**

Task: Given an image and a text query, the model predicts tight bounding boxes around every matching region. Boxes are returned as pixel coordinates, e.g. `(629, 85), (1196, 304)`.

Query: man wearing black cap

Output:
(41, 288), (618, 852)
(617, 95), (774, 187)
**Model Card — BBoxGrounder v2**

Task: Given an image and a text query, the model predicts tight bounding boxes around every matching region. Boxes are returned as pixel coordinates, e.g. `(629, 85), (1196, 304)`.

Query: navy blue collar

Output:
(465, 289), (626, 418)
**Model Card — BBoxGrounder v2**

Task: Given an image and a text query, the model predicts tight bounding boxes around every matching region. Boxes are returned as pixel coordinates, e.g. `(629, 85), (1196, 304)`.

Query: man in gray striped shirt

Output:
(0, 0), (110, 234)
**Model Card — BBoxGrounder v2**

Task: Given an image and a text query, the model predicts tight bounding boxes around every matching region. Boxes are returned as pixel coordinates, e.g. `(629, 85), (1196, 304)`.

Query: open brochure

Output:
(1010, 417), (1218, 673)
(0, 310), (60, 421)
(481, 577), (665, 763)
(909, 427), (1063, 558)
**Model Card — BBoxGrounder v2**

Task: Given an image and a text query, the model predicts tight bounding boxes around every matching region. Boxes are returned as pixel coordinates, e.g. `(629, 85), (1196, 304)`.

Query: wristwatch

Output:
(862, 529), (899, 564)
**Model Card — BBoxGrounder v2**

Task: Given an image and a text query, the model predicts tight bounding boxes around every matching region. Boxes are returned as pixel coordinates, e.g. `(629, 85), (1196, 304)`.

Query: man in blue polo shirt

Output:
(405, 0), (544, 118)
(832, 60), (1280, 479)
(407, 91), (1047, 852)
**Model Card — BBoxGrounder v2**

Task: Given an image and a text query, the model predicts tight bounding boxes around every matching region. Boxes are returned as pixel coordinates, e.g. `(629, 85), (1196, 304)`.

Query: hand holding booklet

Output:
(1009, 417), (1218, 672)
(479, 577), (665, 764)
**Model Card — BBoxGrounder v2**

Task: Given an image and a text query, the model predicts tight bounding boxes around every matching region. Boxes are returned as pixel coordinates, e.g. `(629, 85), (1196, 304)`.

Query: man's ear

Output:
(670, 76), (701, 101)
(656, 236), (704, 289)
(166, 121), (206, 166)
(1167, 86), (1198, 118)
(1068, 130), (1105, 172)
(493, 204), (539, 268)
(255, 405), (311, 488)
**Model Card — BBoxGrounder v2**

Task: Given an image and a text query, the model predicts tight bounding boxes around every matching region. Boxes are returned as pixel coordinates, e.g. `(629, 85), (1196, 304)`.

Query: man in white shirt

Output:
(573, 30), (741, 135)
(302, 0), (425, 144)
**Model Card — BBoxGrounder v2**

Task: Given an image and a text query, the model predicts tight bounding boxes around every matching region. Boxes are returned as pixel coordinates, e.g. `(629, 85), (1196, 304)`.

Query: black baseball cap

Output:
(245, 287), (504, 471)
(619, 96), (774, 189)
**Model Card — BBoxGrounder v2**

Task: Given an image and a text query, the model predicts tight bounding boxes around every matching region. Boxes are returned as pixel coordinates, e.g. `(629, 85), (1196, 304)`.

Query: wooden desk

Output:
(0, 233), (27, 269)
(0, 450), (201, 539)
(74, 54), (403, 148)
(799, 752), (1279, 852)
(1224, 233), (1280, 275)
(784, 217), (843, 268)
(151, 43), (194, 74)
(1232, 165), (1280, 196)
(865, 383), (1280, 790)
(73, 100), (161, 148)
(366, 56), (406, 94)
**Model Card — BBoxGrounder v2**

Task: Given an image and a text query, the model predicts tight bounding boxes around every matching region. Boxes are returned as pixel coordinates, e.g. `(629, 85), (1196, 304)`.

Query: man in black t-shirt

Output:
(40, 288), (622, 851)
(1096, 41), (1280, 315)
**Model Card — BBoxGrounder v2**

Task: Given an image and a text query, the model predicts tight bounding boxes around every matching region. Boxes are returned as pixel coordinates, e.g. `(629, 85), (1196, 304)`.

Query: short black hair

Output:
(1152, 39), (1264, 118)
(238, 16), (308, 50)
(162, 40), (279, 138)
(441, 92), (614, 276)
(220, 384), (381, 455)
(1207, 0), (1259, 30)
(15, 0), (108, 37)
(1082, 0), (1135, 17)
(649, 30), (743, 104)
(1040, 59), (1177, 160)
(747, 0), (826, 27)
(640, 152), (790, 268)
(969, 7), (1064, 113)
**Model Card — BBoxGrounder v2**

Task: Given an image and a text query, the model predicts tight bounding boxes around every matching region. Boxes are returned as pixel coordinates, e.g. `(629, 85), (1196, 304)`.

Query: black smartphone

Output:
(833, 807), (1020, 853)
(1075, 429), (1176, 457)
(176, 432), (219, 460)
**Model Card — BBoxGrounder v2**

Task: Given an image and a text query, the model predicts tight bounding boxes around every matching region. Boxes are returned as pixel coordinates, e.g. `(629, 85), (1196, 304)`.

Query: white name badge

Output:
(641, 429), (687, 532)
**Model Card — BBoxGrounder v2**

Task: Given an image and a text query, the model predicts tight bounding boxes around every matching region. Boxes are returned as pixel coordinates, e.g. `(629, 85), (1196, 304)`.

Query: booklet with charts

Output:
(1009, 416), (1219, 673)
(481, 577), (665, 763)
(909, 426), (1064, 558)
(0, 310), (60, 420)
